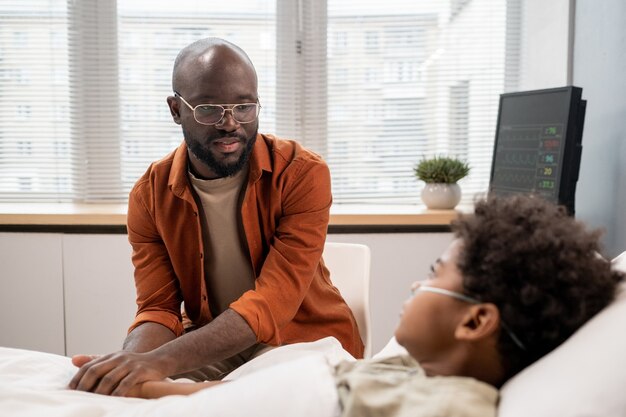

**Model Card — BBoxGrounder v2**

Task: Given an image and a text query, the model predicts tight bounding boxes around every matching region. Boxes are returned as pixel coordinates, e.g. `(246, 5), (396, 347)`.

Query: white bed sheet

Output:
(0, 337), (354, 417)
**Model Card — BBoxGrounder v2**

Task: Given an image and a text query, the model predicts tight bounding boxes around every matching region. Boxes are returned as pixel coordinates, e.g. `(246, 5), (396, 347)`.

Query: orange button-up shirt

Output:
(126, 134), (364, 358)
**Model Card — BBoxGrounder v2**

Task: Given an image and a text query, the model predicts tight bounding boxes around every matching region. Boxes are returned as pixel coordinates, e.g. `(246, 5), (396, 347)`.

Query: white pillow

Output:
(372, 336), (408, 360)
(498, 251), (626, 417)
(613, 251), (626, 271)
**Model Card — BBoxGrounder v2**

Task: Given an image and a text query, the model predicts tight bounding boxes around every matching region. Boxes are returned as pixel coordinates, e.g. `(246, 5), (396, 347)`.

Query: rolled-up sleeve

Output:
(127, 180), (185, 337)
(230, 156), (332, 345)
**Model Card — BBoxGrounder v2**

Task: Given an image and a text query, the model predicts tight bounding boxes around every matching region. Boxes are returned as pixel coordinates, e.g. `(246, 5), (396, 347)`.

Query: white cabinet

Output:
(63, 234), (136, 356)
(0, 231), (453, 356)
(0, 233), (136, 356)
(0, 233), (65, 355)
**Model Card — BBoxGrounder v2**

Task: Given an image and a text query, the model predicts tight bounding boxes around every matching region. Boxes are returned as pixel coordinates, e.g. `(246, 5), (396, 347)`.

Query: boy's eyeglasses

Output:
(413, 285), (527, 351)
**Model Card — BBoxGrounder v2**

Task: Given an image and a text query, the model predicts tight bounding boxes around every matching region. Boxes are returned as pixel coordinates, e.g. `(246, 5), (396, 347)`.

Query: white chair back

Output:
(322, 242), (372, 358)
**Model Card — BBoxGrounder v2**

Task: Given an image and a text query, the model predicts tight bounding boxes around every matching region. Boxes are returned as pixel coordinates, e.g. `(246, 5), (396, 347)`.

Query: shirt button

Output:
(193, 212), (198, 216)
(200, 252), (204, 259)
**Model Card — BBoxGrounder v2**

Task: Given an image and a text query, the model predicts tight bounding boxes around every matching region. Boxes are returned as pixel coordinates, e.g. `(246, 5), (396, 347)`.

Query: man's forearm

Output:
(151, 308), (257, 376)
(123, 322), (177, 353)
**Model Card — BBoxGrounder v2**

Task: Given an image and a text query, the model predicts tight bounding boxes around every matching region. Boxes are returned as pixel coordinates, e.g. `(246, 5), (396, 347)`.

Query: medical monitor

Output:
(489, 86), (586, 214)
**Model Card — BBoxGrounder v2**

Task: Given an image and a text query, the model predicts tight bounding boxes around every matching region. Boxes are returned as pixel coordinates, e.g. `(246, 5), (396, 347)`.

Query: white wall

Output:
(573, 0), (626, 257)
(516, 0), (626, 256)
(518, 0), (571, 90)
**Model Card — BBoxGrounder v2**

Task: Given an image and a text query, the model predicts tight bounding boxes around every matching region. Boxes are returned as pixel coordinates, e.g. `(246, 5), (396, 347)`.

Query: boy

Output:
(73, 195), (623, 416)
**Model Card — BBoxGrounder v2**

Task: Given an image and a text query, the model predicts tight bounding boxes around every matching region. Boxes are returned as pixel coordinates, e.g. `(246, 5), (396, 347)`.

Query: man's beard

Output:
(183, 128), (257, 178)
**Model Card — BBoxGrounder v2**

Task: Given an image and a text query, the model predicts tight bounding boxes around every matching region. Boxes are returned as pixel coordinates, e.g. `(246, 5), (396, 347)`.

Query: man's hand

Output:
(68, 350), (170, 397)
(68, 308), (256, 397)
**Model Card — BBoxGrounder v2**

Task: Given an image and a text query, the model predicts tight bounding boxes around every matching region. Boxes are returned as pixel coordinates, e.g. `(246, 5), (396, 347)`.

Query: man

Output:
(70, 37), (363, 396)
(87, 195), (622, 417)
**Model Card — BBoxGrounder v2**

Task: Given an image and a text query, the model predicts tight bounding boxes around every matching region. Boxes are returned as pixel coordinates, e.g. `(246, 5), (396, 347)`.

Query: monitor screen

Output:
(489, 86), (585, 214)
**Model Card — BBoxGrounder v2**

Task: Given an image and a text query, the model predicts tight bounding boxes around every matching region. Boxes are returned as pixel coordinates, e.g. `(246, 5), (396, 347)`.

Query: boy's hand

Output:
(71, 354), (100, 368)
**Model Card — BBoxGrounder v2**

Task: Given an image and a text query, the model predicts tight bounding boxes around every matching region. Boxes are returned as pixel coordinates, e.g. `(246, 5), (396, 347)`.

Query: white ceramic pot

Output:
(421, 183), (461, 209)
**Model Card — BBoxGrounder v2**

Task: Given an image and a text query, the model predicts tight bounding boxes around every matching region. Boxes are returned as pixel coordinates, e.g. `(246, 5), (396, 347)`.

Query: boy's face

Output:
(395, 239), (471, 375)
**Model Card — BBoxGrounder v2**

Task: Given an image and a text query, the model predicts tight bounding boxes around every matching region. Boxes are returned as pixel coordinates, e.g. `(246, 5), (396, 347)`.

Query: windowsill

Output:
(0, 202), (467, 227)
(0, 203), (129, 226)
(329, 204), (464, 225)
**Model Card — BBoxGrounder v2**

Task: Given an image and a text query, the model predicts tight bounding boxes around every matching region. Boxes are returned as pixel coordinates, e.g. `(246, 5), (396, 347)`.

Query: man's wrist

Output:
(146, 348), (179, 377)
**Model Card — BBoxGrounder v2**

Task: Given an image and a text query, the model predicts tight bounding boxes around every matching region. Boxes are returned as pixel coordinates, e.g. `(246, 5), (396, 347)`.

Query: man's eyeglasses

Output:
(412, 285), (527, 351)
(174, 92), (261, 126)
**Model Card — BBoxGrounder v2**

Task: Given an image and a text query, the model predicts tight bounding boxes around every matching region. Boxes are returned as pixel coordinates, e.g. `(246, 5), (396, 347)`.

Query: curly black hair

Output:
(451, 195), (623, 380)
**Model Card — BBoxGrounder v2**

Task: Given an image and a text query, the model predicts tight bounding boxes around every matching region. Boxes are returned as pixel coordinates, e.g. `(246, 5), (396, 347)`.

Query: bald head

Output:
(172, 38), (257, 95)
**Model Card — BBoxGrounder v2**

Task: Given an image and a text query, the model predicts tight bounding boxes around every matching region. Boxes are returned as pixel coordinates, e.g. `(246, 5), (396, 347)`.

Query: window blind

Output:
(0, 0), (71, 201)
(325, 0), (521, 204)
(0, 0), (523, 207)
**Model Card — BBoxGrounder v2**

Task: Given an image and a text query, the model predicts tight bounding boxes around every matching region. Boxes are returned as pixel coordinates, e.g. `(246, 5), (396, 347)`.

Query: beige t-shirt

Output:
(189, 168), (255, 317)
(334, 355), (498, 417)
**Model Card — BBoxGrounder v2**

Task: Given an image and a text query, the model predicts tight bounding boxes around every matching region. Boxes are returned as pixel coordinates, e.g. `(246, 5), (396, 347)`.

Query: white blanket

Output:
(0, 337), (354, 417)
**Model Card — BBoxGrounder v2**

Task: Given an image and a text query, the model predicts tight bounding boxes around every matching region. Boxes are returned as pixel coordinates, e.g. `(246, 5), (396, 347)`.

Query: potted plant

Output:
(414, 156), (470, 209)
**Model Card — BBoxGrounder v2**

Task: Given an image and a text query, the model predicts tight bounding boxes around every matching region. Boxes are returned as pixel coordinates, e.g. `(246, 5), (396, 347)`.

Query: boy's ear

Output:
(455, 303), (501, 342)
